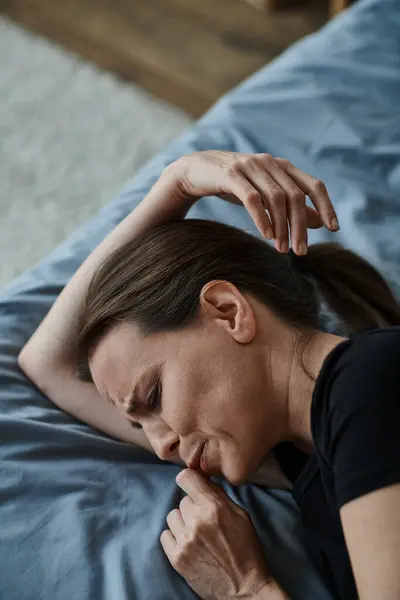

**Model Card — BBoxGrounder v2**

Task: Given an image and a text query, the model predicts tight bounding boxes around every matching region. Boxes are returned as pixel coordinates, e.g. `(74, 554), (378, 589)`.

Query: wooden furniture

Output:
(330, 0), (354, 16)
(242, 0), (354, 18)
(2, 0), (328, 117)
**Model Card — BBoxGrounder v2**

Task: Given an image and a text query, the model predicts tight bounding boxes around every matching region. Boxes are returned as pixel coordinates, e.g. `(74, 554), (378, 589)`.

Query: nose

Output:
(152, 433), (180, 462)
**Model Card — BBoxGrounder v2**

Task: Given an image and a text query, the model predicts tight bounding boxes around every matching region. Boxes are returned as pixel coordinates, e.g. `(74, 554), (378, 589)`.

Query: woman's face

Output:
(89, 282), (286, 485)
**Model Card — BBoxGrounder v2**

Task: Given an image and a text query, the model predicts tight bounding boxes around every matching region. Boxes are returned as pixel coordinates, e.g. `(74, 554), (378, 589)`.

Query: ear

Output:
(199, 280), (256, 343)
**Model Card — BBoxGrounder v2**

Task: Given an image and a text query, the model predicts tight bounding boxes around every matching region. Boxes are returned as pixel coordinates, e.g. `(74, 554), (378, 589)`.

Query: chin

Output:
(224, 465), (248, 487)
(227, 475), (246, 486)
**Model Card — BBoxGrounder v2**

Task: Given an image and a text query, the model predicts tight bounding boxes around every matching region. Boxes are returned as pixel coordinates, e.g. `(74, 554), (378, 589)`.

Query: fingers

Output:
(219, 153), (338, 255)
(305, 205), (324, 229)
(166, 505), (186, 539)
(160, 528), (177, 559)
(224, 166), (274, 240)
(179, 494), (198, 530)
(262, 159), (307, 255)
(176, 468), (223, 505)
(275, 158), (339, 232)
(243, 166), (289, 253)
(162, 493), (195, 561)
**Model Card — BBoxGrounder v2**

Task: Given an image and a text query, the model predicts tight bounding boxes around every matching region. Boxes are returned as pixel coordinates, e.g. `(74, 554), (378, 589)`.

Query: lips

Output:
(187, 442), (205, 470)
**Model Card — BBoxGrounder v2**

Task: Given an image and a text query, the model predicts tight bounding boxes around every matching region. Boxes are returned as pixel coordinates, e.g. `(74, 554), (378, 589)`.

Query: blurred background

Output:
(0, 0), (352, 291)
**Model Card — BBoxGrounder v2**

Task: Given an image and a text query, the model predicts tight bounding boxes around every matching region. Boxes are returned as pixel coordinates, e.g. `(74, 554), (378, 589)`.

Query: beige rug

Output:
(0, 17), (193, 291)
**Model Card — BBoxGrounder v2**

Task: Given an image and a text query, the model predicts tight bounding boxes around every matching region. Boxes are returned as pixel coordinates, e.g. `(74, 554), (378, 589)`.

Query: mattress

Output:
(1, 0), (399, 598)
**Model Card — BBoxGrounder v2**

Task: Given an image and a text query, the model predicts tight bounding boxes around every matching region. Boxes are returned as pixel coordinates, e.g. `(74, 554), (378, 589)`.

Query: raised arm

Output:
(18, 165), (195, 453)
(18, 151), (336, 486)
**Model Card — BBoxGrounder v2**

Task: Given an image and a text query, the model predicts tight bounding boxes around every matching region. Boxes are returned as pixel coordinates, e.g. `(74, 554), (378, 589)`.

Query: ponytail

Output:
(293, 243), (400, 336)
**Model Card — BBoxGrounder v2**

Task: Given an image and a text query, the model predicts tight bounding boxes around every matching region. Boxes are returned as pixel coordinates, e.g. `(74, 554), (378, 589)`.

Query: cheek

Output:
(162, 371), (200, 434)
(215, 372), (259, 429)
(214, 380), (267, 475)
(216, 436), (255, 486)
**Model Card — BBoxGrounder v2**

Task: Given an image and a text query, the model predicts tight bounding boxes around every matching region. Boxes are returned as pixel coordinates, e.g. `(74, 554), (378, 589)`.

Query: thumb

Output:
(306, 206), (324, 229)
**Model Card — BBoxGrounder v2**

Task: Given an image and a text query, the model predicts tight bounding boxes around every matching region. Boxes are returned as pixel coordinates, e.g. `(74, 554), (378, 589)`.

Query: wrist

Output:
(161, 159), (194, 203)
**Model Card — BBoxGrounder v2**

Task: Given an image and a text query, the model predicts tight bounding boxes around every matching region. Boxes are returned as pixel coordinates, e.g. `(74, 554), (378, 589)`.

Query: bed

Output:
(1, 0), (399, 598)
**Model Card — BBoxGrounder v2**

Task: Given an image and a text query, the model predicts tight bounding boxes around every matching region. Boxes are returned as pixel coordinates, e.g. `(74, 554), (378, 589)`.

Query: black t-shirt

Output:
(274, 326), (400, 599)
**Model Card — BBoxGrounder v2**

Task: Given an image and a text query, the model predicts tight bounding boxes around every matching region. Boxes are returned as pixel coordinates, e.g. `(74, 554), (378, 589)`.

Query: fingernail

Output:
(281, 241), (289, 253)
(264, 227), (273, 240)
(298, 241), (307, 255)
(331, 217), (340, 231)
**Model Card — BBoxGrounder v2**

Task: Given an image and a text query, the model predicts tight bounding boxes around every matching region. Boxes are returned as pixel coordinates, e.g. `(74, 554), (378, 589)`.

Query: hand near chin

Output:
(160, 468), (272, 600)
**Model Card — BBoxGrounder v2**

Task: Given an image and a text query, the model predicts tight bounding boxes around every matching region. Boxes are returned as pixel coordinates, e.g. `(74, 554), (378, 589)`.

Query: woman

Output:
(18, 151), (400, 600)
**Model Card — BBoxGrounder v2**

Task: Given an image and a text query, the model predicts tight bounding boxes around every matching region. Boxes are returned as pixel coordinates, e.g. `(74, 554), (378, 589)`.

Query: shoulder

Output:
(312, 326), (400, 455)
(337, 326), (400, 375)
(312, 326), (400, 507)
(318, 325), (400, 404)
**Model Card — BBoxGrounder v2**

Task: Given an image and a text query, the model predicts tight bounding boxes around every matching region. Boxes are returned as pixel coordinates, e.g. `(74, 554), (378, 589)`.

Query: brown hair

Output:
(75, 219), (400, 382)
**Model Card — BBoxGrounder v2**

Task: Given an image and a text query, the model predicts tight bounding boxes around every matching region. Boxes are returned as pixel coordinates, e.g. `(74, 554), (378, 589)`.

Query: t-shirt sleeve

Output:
(314, 331), (400, 509)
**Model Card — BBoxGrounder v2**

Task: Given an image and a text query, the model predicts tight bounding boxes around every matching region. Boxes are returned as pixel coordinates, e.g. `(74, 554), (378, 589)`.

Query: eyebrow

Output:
(103, 365), (162, 416)
(104, 386), (141, 415)
(124, 389), (141, 416)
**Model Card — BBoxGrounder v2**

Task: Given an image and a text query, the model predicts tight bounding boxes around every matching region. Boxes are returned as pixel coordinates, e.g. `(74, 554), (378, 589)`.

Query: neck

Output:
(284, 330), (346, 452)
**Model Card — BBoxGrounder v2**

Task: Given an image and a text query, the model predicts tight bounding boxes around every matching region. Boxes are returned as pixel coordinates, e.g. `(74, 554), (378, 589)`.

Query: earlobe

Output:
(199, 280), (256, 344)
(236, 296), (258, 344)
(232, 304), (256, 344)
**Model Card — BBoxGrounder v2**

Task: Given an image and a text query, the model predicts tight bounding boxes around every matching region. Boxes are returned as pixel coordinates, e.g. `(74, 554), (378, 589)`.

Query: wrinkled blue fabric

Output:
(1, 0), (400, 598)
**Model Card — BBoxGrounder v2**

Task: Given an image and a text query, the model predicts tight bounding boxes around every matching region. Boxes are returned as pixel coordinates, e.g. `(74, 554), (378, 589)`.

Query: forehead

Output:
(89, 322), (158, 392)
(89, 320), (192, 398)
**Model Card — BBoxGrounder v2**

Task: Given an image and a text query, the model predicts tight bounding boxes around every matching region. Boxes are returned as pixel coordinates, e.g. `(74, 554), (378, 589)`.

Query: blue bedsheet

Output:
(1, 0), (400, 598)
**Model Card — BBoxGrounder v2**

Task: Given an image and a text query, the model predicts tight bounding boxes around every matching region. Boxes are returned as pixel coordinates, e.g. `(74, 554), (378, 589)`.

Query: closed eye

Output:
(148, 376), (162, 412)
(128, 373), (163, 430)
